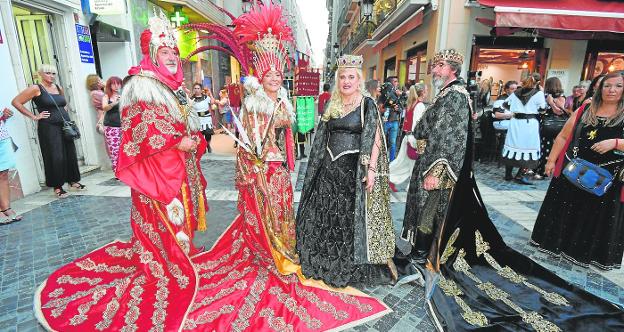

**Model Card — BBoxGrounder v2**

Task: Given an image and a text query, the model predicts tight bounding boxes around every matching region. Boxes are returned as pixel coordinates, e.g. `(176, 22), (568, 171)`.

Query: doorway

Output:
(12, 4), (85, 185)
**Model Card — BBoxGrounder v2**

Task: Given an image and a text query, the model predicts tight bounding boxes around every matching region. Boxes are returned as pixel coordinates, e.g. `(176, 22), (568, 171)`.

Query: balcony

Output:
(370, 0), (429, 40)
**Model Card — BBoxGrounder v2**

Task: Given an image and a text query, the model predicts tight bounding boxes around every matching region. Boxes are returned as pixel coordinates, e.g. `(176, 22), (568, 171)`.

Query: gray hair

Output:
(447, 61), (461, 79)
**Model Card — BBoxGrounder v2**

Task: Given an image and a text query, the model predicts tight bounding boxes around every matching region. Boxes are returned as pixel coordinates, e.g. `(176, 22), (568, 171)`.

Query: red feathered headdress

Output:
(233, 3), (293, 80)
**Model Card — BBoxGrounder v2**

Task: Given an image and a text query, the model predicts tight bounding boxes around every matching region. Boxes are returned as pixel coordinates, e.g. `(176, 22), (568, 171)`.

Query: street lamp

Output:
(242, 0), (254, 14)
(359, 0), (374, 23)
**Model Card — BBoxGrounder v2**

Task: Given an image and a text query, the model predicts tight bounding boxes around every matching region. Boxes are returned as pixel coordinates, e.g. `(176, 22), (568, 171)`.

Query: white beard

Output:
(433, 76), (447, 88)
(165, 65), (178, 74)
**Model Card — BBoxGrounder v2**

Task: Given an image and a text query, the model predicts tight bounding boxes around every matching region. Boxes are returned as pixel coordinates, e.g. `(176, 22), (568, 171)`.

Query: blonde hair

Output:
(86, 74), (101, 91)
(582, 72), (624, 127)
(322, 67), (370, 121)
(37, 63), (57, 75)
(407, 83), (426, 108)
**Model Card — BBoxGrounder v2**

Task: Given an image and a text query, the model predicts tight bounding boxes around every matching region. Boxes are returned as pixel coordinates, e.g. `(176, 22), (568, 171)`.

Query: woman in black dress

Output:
(531, 72), (624, 270)
(535, 76), (567, 178)
(296, 55), (396, 288)
(11, 64), (84, 198)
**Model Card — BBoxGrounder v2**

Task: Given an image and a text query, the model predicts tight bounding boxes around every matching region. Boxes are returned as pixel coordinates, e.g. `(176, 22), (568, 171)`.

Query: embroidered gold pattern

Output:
(453, 249), (562, 332)
(231, 268), (269, 332)
(76, 258), (136, 274)
(199, 248), (251, 280)
(195, 234), (245, 270)
(259, 308), (295, 332)
(438, 276), (488, 327)
(48, 288), (64, 298)
(475, 231), (570, 307)
(294, 284), (348, 320)
(331, 291), (373, 313)
(121, 103), (181, 157)
(440, 228), (460, 265)
(69, 287), (107, 325)
(183, 305), (235, 330)
(191, 280), (247, 311)
(56, 275), (103, 286)
(121, 275), (146, 332)
(269, 286), (323, 329)
(132, 208), (190, 289)
(199, 267), (254, 291)
(95, 277), (131, 330)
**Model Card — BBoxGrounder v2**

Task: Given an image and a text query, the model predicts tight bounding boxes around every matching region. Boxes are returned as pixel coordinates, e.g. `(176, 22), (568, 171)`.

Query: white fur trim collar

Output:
(120, 73), (200, 131)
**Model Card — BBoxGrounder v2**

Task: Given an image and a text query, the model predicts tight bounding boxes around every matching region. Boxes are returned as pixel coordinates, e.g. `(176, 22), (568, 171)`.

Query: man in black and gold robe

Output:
(400, 49), (472, 266)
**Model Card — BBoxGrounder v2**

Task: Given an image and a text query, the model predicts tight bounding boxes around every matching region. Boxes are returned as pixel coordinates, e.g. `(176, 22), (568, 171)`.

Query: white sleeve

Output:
(412, 103), (426, 131)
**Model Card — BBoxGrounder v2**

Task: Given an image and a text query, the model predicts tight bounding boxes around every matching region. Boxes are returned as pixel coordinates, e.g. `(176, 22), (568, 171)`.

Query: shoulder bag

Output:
(46, 87), (81, 141)
(562, 119), (622, 196)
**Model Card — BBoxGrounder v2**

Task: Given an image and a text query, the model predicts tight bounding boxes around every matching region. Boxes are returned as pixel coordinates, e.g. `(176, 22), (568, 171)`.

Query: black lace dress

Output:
(531, 118), (624, 270)
(296, 108), (391, 288)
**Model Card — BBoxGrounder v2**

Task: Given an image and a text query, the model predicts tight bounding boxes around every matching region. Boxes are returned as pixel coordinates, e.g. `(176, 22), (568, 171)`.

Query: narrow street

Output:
(0, 134), (622, 331)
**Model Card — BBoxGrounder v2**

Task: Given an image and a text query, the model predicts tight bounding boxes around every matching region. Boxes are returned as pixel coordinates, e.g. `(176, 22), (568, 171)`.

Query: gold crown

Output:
(433, 49), (464, 66)
(337, 54), (363, 68)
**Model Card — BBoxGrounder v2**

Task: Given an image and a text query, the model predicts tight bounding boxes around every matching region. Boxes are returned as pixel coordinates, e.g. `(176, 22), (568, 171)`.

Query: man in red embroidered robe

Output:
(35, 12), (208, 331)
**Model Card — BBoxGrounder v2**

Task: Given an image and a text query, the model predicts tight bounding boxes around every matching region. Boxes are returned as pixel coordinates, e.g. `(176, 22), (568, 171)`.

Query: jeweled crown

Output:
(253, 27), (287, 76)
(433, 49), (464, 66)
(337, 54), (363, 69)
(148, 10), (178, 51)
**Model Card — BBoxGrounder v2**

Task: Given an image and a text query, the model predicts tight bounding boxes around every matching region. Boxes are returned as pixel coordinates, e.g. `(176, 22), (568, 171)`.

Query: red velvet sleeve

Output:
(116, 101), (187, 203)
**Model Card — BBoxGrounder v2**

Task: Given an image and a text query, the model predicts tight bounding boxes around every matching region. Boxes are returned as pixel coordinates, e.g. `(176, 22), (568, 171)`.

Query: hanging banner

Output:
(89, 0), (125, 15)
(75, 24), (94, 64)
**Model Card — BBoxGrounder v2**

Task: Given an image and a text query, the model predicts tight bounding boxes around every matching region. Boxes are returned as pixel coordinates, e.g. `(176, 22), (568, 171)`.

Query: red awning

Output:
(373, 9), (424, 53)
(478, 0), (624, 33)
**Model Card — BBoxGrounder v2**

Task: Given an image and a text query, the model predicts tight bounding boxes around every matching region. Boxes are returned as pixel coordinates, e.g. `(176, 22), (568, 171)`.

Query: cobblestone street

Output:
(1, 137), (623, 331)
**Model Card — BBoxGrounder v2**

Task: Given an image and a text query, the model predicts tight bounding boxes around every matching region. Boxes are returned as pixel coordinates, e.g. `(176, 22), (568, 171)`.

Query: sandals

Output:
(1, 208), (23, 222)
(0, 208), (23, 225)
(69, 182), (86, 191)
(54, 188), (69, 198)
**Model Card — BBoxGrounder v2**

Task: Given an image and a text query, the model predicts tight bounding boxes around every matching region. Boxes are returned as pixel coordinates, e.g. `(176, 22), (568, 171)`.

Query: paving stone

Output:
(1, 155), (622, 331)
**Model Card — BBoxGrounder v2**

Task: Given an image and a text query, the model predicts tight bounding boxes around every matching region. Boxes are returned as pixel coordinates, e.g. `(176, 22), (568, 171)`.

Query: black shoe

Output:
(410, 250), (429, 265)
(514, 176), (533, 185)
(504, 175), (513, 181)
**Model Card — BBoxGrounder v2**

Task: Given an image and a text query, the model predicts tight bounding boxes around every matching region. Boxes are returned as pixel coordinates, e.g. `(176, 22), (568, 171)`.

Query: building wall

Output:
(545, 39), (588, 94)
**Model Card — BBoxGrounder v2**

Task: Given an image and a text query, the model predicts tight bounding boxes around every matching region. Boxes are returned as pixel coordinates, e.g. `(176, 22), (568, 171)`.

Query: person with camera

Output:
(11, 64), (84, 198)
(380, 76), (403, 161)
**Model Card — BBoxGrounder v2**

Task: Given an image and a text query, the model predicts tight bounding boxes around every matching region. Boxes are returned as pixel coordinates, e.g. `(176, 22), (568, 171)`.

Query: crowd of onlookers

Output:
(0, 63), (239, 225)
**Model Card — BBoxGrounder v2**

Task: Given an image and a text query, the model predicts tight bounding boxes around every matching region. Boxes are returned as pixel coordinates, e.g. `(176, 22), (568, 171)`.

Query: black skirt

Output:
(531, 175), (624, 270)
(37, 122), (81, 188)
(296, 153), (390, 288)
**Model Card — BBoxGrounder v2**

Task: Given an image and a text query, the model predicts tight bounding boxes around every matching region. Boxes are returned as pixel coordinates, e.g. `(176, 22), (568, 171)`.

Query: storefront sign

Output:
(547, 69), (569, 92)
(89, 0), (125, 15)
(295, 70), (320, 96)
(76, 24), (95, 64)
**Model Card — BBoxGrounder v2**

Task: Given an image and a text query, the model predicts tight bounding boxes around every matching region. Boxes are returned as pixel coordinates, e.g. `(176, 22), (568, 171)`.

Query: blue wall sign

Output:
(76, 24), (94, 64)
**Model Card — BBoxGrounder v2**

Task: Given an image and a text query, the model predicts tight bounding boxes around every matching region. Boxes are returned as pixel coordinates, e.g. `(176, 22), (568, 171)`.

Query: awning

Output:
(373, 8), (424, 53)
(478, 0), (624, 34)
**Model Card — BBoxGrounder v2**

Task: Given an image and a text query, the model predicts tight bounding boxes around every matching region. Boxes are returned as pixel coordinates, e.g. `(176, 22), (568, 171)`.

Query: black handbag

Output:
(541, 113), (567, 138)
(47, 89), (81, 141)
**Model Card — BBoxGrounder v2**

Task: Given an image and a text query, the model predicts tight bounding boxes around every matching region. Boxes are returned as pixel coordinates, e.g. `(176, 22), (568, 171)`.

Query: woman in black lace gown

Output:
(531, 72), (624, 270)
(296, 55), (396, 288)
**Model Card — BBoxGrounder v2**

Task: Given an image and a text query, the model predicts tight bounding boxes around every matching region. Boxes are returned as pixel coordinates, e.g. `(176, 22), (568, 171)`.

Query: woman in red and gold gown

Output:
(34, 7), (390, 331)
